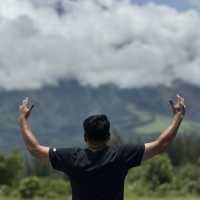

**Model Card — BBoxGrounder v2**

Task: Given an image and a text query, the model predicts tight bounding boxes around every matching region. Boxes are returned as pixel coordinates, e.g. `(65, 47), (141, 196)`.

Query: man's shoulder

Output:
(107, 144), (145, 157)
(50, 147), (84, 156)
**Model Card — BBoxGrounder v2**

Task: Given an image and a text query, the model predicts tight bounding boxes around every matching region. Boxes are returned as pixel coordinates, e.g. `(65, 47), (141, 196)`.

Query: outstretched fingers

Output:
(169, 94), (186, 116)
(177, 94), (185, 108)
(176, 94), (181, 105)
(180, 96), (185, 107)
(19, 97), (33, 119)
(22, 97), (29, 107)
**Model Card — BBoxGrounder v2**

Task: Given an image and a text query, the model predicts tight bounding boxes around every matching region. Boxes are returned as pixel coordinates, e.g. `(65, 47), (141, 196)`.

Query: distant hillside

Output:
(0, 80), (200, 151)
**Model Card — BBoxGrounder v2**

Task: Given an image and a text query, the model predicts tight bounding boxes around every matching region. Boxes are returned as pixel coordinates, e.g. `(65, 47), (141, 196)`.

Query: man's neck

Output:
(88, 143), (108, 152)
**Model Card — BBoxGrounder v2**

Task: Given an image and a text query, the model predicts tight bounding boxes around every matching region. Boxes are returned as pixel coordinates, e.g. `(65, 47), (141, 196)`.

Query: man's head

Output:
(83, 114), (110, 146)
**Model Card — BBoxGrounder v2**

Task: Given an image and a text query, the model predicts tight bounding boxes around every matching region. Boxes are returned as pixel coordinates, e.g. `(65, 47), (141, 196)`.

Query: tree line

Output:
(1, 134), (200, 199)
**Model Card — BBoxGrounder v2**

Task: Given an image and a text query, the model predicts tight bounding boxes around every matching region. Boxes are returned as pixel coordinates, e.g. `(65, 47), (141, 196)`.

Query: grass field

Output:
(135, 115), (200, 134)
(0, 196), (200, 200)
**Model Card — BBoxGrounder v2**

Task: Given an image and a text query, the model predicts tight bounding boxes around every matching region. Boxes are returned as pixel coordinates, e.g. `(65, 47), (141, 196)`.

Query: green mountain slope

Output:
(0, 80), (199, 151)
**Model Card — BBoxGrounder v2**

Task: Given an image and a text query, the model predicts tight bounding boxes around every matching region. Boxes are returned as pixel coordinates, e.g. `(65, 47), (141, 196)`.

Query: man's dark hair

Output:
(83, 114), (110, 141)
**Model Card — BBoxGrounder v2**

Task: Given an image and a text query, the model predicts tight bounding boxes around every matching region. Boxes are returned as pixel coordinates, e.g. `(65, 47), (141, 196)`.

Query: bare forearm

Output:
(157, 113), (183, 147)
(18, 98), (49, 160)
(19, 116), (40, 152)
(143, 95), (185, 161)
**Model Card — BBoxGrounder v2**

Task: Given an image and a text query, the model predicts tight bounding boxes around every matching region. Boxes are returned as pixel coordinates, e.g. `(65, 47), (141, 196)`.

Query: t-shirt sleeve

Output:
(120, 144), (145, 170)
(48, 147), (74, 172)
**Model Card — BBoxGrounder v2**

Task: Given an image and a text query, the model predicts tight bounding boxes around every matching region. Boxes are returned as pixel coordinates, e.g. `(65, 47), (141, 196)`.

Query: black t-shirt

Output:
(49, 144), (145, 200)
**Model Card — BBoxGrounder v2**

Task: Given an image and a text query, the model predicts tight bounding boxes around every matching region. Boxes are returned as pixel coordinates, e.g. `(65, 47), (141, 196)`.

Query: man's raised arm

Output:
(143, 95), (186, 161)
(18, 97), (49, 161)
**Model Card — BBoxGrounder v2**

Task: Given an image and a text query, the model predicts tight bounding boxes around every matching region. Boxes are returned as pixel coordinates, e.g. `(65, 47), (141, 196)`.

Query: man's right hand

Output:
(18, 97), (49, 161)
(19, 97), (34, 120)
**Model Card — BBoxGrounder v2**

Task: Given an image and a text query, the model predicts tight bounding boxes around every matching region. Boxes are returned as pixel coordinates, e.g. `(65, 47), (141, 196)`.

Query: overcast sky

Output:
(0, 0), (200, 90)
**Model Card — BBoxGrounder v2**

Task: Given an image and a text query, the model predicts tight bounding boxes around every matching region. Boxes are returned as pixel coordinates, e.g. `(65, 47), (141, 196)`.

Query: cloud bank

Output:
(188, 0), (200, 9)
(0, 0), (200, 90)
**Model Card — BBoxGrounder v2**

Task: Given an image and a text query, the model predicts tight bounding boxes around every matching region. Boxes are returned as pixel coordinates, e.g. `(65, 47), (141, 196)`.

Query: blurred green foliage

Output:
(1, 136), (200, 199)
(0, 151), (21, 185)
(19, 176), (40, 198)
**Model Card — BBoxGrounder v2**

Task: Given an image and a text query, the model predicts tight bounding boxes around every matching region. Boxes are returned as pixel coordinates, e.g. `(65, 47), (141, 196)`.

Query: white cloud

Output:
(0, 0), (200, 90)
(188, 0), (200, 10)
